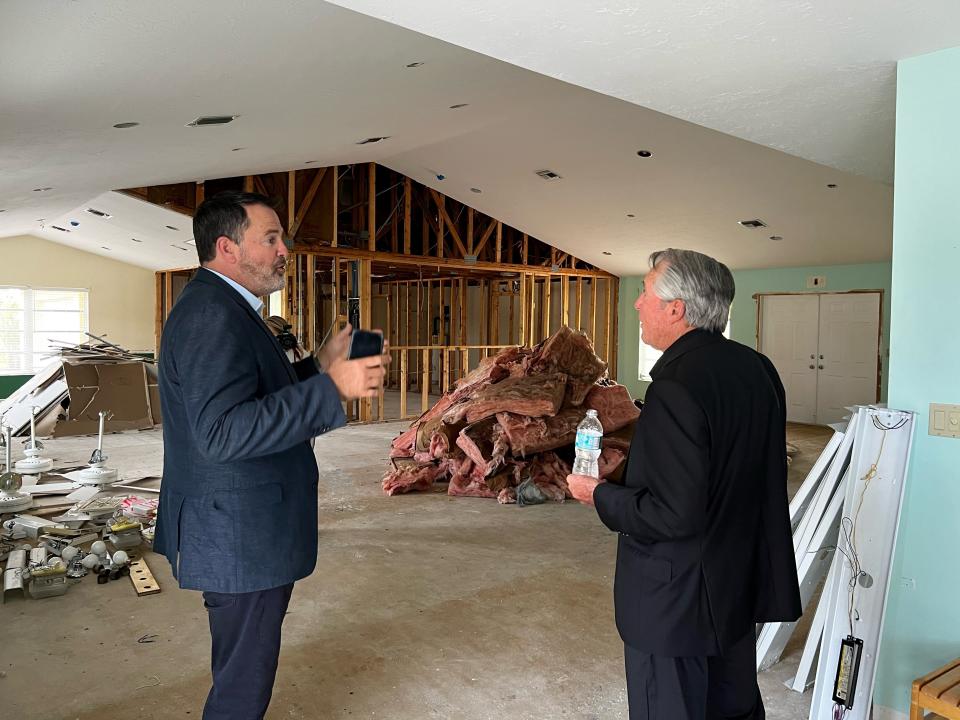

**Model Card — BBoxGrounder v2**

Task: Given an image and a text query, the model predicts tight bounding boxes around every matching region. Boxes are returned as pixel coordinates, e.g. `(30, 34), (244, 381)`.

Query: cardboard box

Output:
(53, 362), (157, 437)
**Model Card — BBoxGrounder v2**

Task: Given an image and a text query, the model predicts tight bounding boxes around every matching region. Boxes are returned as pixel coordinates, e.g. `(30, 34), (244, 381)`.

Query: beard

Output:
(238, 252), (287, 297)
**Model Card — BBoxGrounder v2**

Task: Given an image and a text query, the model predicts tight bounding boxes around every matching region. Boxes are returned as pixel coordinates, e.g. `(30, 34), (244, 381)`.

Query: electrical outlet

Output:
(929, 403), (960, 438)
(806, 275), (827, 289)
(898, 576), (916, 590)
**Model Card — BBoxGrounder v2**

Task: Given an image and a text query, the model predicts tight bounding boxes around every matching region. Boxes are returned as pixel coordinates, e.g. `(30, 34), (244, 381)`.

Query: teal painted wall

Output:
(617, 261), (892, 402)
(873, 46), (960, 714)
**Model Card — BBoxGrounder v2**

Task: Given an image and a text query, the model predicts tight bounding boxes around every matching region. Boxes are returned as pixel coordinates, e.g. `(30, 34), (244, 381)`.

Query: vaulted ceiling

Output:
(2, 1), (957, 273)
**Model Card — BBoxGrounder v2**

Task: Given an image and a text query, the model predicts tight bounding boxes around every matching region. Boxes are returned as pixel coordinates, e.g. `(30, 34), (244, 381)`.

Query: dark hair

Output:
(193, 191), (273, 263)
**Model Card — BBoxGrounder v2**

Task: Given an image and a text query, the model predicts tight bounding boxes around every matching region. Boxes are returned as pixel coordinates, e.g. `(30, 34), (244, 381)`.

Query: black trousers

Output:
(624, 631), (764, 720)
(202, 583), (295, 720)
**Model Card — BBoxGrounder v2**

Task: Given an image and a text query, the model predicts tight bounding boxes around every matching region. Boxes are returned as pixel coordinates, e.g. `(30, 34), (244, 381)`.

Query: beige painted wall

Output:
(0, 234), (155, 352)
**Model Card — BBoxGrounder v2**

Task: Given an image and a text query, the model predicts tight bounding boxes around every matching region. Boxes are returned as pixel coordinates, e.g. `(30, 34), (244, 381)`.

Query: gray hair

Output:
(648, 249), (734, 332)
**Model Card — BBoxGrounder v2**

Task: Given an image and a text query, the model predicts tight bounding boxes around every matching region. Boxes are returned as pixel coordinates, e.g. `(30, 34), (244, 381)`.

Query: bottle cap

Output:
(586, 409), (598, 417)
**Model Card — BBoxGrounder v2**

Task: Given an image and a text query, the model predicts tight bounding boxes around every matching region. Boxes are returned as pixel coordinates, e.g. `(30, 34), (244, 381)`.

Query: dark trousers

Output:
(202, 583), (295, 720)
(624, 631), (764, 720)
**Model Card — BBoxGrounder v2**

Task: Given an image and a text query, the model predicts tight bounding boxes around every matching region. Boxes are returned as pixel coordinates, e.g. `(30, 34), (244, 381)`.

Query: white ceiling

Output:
(1, 1), (953, 274)
(327, 0), (960, 185)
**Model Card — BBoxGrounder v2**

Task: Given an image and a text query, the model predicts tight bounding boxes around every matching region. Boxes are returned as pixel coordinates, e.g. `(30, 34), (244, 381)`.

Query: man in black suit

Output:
(155, 191), (386, 720)
(568, 248), (801, 720)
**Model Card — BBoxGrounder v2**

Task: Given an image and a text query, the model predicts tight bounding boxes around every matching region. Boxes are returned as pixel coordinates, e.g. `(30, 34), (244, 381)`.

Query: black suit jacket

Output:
(155, 269), (346, 593)
(593, 329), (801, 656)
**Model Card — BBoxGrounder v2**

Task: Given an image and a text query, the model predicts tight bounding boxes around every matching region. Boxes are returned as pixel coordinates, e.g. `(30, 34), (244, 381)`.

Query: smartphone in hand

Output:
(347, 329), (384, 360)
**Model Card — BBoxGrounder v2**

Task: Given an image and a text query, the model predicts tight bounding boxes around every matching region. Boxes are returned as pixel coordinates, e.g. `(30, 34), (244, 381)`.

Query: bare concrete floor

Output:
(0, 421), (832, 719)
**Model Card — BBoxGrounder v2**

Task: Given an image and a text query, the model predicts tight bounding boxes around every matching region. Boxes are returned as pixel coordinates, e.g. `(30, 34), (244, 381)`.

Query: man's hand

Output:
(326, 355), (386, 400)
(567, 473), (601, 506)
(315, 323), (353, 373)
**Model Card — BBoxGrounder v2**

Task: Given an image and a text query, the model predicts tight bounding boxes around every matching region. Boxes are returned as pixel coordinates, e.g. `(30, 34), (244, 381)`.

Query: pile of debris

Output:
(383, 326), (640, 504)
(0, 333), (160, 438)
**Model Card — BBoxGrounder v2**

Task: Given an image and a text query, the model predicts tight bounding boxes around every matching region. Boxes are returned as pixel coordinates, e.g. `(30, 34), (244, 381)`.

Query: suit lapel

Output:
(193, 269), (298, 383)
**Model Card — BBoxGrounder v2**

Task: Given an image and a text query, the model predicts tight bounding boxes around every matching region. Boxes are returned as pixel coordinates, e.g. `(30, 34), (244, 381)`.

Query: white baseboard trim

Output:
(872, 705), (907, 720)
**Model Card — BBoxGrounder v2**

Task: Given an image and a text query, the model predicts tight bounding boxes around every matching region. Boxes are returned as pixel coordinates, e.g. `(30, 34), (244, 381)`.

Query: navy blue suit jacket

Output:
(593, 329), (801, 656)
(155, 268), (346, 593)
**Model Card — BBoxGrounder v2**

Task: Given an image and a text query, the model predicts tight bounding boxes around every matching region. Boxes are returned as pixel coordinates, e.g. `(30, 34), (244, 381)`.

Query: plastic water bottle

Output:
(573, 409), (603, 478)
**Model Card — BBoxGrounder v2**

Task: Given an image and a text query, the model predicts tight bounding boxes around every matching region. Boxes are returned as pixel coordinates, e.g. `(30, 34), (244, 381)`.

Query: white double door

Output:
(759, 292), (881, 425)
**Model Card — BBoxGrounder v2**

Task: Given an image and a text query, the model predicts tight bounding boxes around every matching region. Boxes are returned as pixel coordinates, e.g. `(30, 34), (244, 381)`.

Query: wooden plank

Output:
(429, 189), (467, 257)
(467, 208), (474, 255)
(154, 273), (163, 355)
(290, 167), (326, 241)
(359, 258), (373, 421)
(610, 277), (619, 380)
(543, 277), (552, 339)
(508, 285), (514, 345)
(518, 275), (527, 346)
(400, 350), (407, 418)
(421, 348), (430, 413)
(195, 182), (204, 209)
(306, 255), (316, 349)
(287, 170), (296, 235)
(605, 277), (613, 365)
(244, 175), (254, 192)
(562, 276), (570, 327)
(390, 184), (398, 253)
(459, 278), (467, 346)
(367, 163), (376, 251)
(442, 349), (450, 393)
(591, 277), (598, 343)
(437, 197), (445, 259)
(495, 222), (502, 264)
(129, 556), (161, 596)
(576, 277), (583, 331)
(331, 166), (338, 248)
(403, 177), (412, 255)
(253, 176), (269, 197)
(522, 233), (529, 265)
(163, 273), (173, 322)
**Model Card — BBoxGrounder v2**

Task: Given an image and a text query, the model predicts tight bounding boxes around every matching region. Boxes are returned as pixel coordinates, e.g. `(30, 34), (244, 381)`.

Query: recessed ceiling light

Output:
(85, 207), (112, 219)
(449, 103), (469, 109)
(827, 183), (838, 189)
(100, 246), (111, 251)
(113, 122), (140, 129)
(769, 235), (784, 241)
(738, 219), (767, 229)
(171, 244), (189, 251)
(33, 187), (53, 192)
(406, 62), (424, 68)
(356, 136), (391, 145)
(51, 225), (70, 232)
(0, 209), (5, 213)
(535, 169), (562, 181)
(186, 115), (238, 127)
(626, 214), (635, 218)
(636, 150), (653, 158)
(231, 147), (245, 152)
(304, 160), (318, 164)
(165, 225), (179, 231)
(131, 238), (143, 243)
(602, 251), (612, 255)
(470, 188), (482, 193)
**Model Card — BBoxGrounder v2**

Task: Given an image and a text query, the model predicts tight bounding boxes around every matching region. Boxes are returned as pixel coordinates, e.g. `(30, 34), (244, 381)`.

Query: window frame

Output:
(0, 285), (90, 376)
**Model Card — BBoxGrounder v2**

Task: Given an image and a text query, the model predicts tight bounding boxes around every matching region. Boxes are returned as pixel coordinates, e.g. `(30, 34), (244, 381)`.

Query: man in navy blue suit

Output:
(155, 191), (387, 720)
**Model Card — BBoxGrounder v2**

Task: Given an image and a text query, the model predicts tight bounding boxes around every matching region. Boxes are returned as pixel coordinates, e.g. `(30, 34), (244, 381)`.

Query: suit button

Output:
(619, 532), (630, 537)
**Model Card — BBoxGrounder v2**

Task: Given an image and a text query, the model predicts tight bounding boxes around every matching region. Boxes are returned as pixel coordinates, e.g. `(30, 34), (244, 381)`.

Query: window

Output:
(0, 287), (89, 374)
(638, 315), (731, 381)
